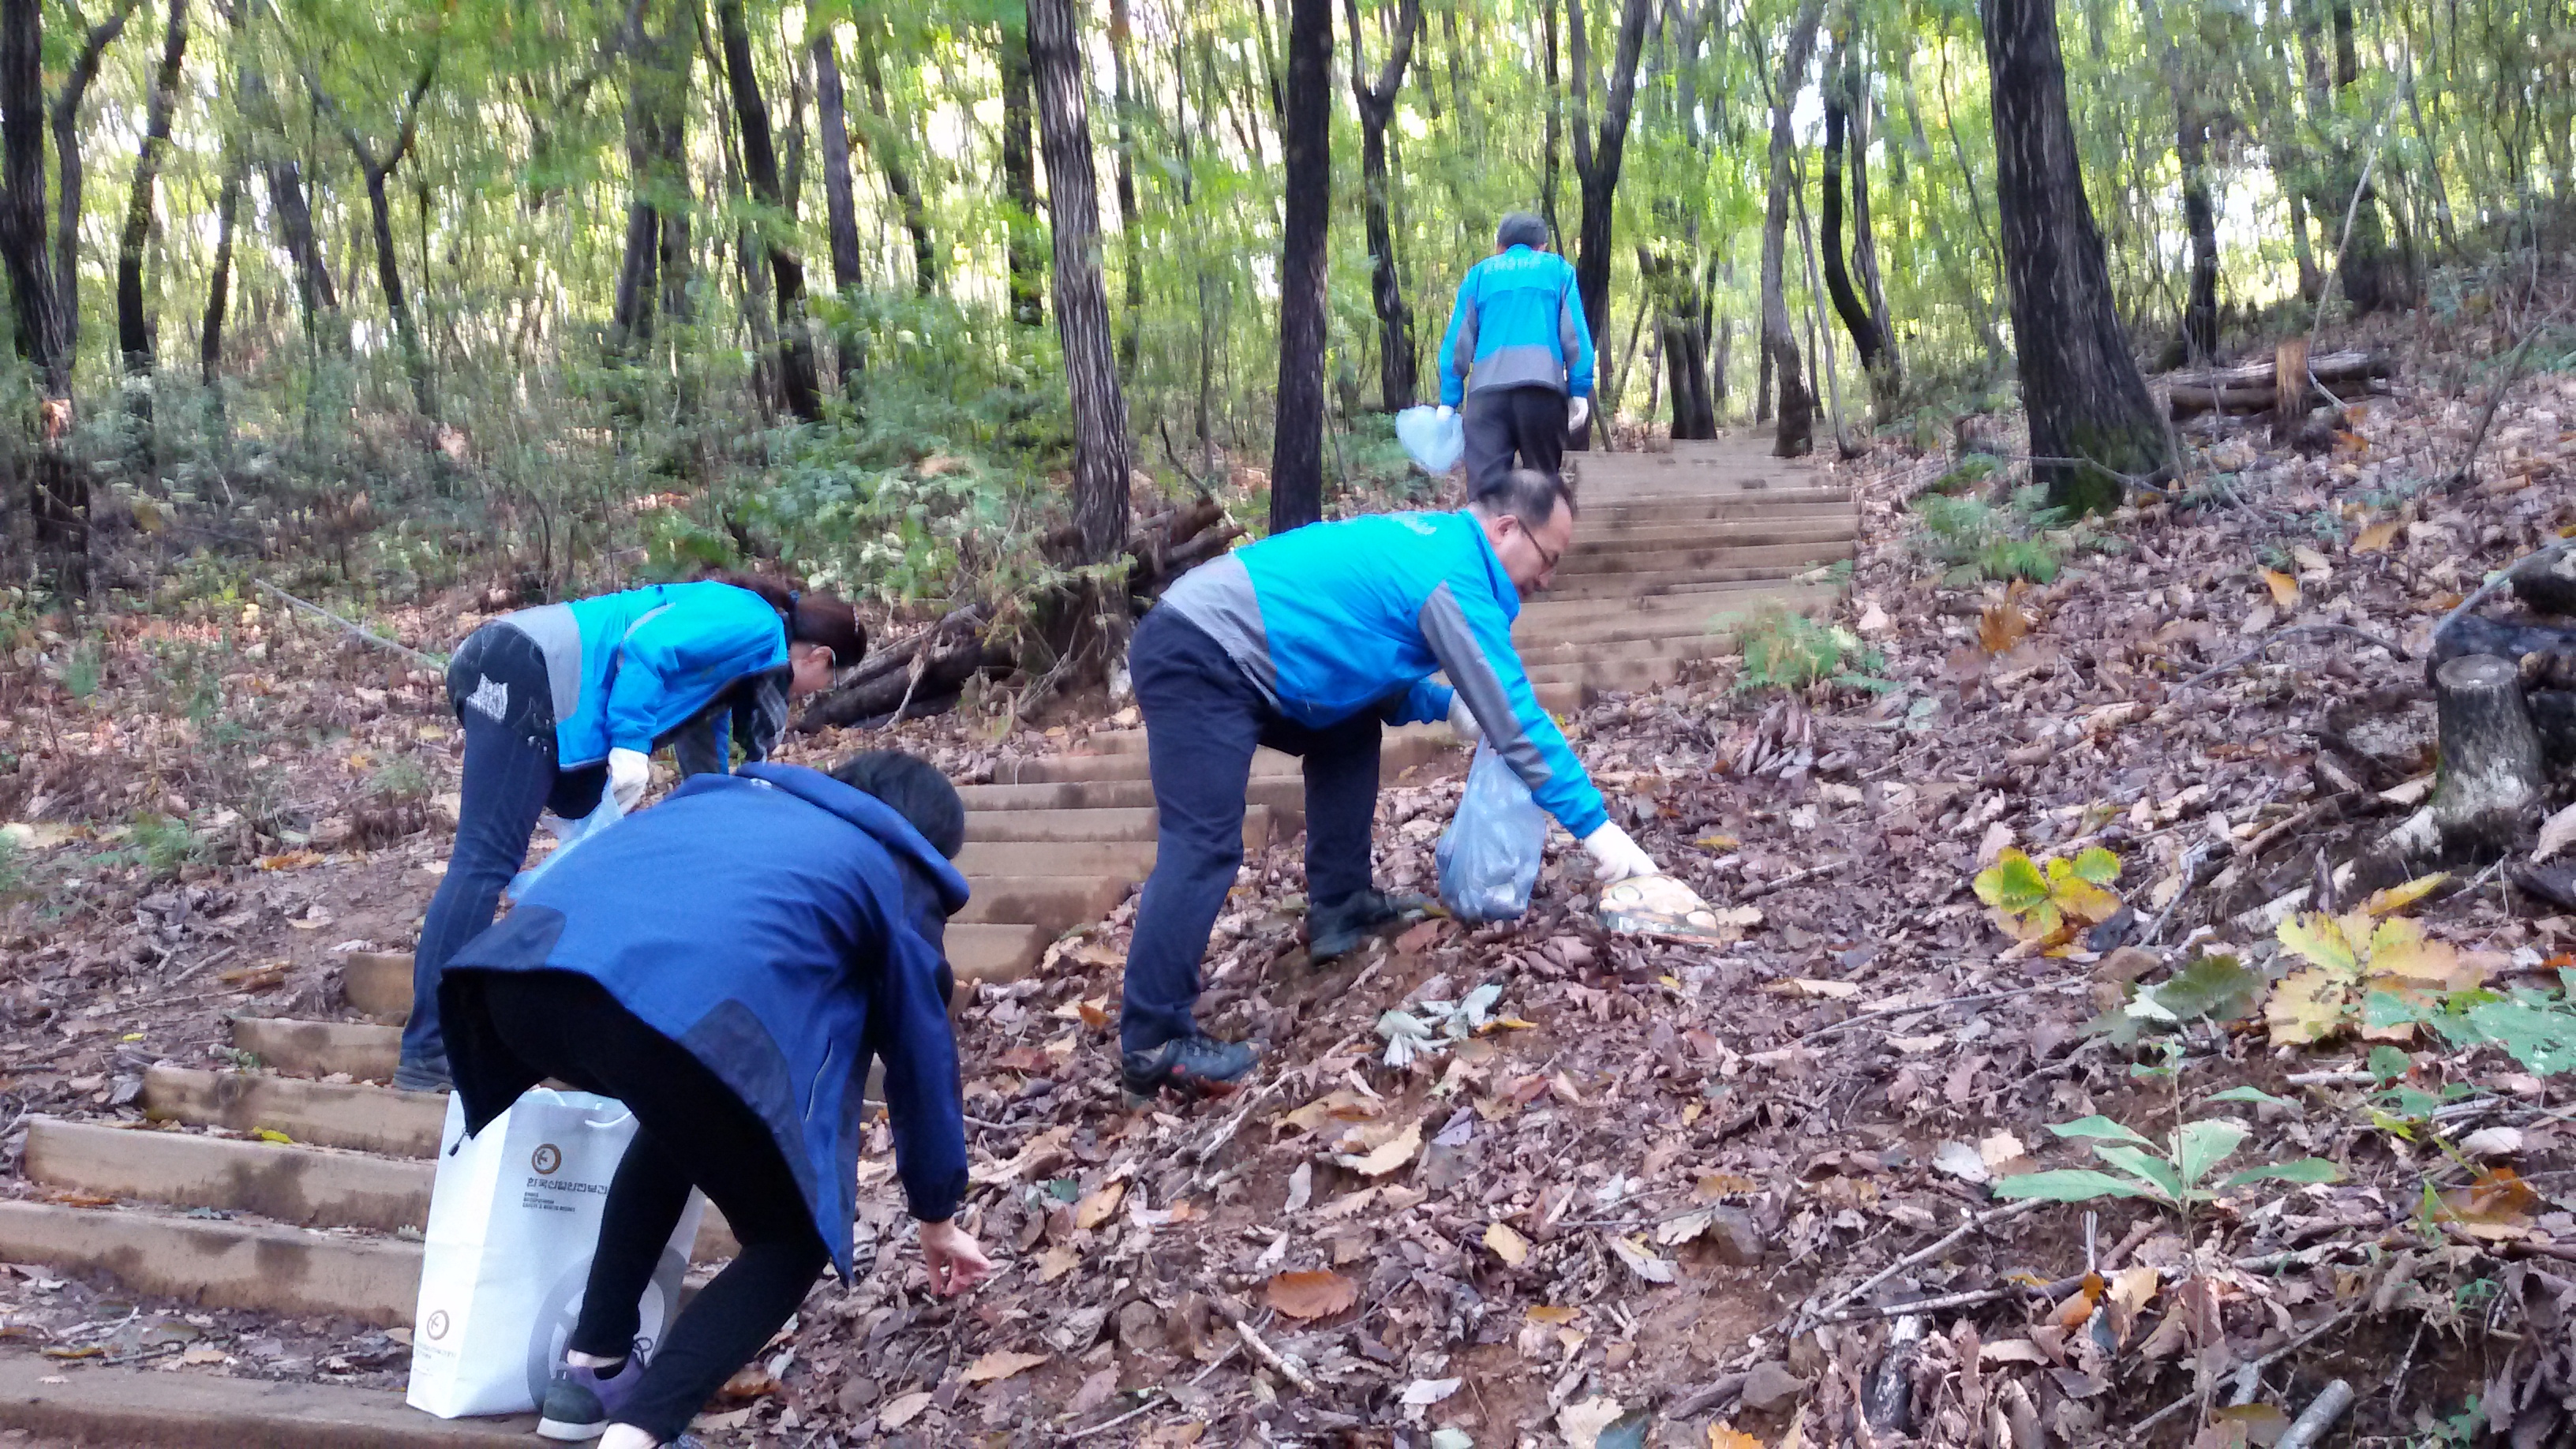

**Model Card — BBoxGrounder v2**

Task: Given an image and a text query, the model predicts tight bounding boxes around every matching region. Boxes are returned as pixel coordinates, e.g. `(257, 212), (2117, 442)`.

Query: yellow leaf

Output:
(2053, 878), (2124, 925)
(1074, 1181), (1126, 1230)
(2265, 966), (2350, 1046)
(1266, 1270), (1358, 1320)
(2361, 873), (2448, 917)
(1035, 1246), (1080, 1283)
(2277, 912), (2360, 976)
(253, 1129), (294, 1144)
(1709, 1427), (1765, 1449)
(2262, 568), (2301, 608)
(2108, 1264), (2159, 1316)
(1526, 1305), (1582, 1324)
(963, 1350), (1049, 1384)
(2353, 519), (2405, 553)
(1336, 1119), (1423, 1177)
(1485, 1222), (1533, 1265)
(1275, 1090), (1384, 1137)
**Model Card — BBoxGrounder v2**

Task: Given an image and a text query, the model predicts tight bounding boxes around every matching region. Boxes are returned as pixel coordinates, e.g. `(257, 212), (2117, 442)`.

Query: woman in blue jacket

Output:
(439, 750), (989, 1449)
(398, 574), (866, 1091)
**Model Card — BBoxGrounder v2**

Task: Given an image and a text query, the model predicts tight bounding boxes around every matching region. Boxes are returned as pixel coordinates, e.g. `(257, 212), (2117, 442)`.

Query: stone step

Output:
(22, 1117), (739, 1260)
(1526, 652), (1705, 693)
(1519, 630), (1736, 668)
(0, 1198), (419, 1326)
(233, 1017), (401, 1081)
(0, 1349), (537, 1447)
(953, 840), (1156, 879)
(1517, 578), (1822, 627)
(952, 874), (1130, 933)
(144, 1068), (447, 1157)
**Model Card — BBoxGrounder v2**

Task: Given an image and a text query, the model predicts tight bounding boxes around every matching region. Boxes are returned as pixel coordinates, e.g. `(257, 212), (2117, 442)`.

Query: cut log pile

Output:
(2163, 348), (2394, 419)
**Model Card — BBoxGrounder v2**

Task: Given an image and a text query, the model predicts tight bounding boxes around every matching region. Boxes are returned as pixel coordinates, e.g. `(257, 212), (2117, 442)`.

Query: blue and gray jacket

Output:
(1159, 511), (1609, 838)
(1436, 245), (1596, 407)
(440, 762), (970, 1273)
(491, 580), (791, 774)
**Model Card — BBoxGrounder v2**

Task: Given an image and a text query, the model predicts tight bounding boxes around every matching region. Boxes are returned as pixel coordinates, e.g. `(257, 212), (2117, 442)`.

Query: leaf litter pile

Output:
(6, 313), (2576, 1444)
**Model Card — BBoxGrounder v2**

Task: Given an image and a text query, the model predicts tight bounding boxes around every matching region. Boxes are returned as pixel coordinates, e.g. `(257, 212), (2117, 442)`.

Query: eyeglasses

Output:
(1518, 524), (1563, 574)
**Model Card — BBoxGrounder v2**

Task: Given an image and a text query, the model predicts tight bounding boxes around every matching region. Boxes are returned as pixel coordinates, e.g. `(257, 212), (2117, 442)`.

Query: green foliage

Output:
(1921, 454), (2001, 497)
(0, 836), (24, 900)
(1995, 1109), (2340, 1207)
(1722, 606), (1891, 695)
(365, 758), (435, 805)
(1909, 493), (2074, 585)
(1973, 846), (2121, 949)
(108, 814), (212, 882)
(2369, 968), (2576, 1078)
(59, 641), (102, 702)
(2091, 953), (2267, 1044)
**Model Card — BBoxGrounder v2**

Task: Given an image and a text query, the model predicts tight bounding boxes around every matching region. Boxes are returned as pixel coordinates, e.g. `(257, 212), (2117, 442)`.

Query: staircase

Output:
(0, 432), (1852, 1442)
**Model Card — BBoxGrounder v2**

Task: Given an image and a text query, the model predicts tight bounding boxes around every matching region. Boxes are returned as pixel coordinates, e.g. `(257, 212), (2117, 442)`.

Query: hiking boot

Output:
(1121, 1035), (1257, 1106)
(391, 1055), (451, 1094)
(1308, 889), (1432, 961)
(535, 1354), (642, 1441)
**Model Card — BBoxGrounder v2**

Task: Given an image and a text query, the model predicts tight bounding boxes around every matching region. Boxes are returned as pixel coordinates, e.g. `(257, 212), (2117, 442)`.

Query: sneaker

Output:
(1121, 1035), (1257, 1106)
(536, 1356), (642, 1441)
(1308, 889), (1432, 961)
(391, 1056), (451, 1093)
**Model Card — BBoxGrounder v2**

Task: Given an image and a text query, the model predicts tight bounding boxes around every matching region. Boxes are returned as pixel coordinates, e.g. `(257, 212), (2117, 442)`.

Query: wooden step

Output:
(1557, 529), (1857, 577)
(0, 1351), (537, 1447)
(1560, 519), (1855, 564)
(954, 840), (1156, 879)
(952, 874), (1131, 933)
(230, 1017), (400, 1080)
(23, 1116), (739, 1260)
(144, 1068), (447, 1156)
(0, 1199), (419, 1327)
(963, 803), (1273, 850)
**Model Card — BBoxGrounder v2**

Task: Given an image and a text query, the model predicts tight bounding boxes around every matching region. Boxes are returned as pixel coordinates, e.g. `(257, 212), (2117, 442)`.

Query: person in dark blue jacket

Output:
(1120, 469), (1662, 1102)
(1435, 212), (1597, 491)
(438, 751), (988, 1449)
(399, 574), (866, 1091)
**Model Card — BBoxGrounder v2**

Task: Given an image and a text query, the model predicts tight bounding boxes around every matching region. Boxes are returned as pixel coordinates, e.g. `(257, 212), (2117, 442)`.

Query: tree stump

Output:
(2512, 551), (2576, 618)
(2372, 654), (2544, 869)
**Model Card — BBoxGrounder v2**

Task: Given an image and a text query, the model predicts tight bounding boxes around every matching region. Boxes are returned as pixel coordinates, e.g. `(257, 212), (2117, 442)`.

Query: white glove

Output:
(1447, 695), (1481, 743)
(1567, 396), (1592, 432)
(606, 748), (651, 812)
(1436, 404), (1455, 421)
(1581, 822), (1660, 883)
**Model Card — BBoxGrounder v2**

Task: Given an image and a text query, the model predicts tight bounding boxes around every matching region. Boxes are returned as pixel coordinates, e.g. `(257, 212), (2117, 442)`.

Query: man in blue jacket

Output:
(1121, 469), (1664, 1102)
(438, 751), (987, 1449)
(1436, 212), (1597, 491)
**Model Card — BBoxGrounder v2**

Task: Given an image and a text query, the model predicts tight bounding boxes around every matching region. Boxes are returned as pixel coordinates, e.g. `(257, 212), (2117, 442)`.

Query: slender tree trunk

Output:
(1028, 0), (1134, 564)
(48, 0), (140, 400)
(715, 0), (821, 421)
(201, 155), (242, 382)
(855, 24), (937, 296)
(1271, 0), (1331, 533)
(1844, 40), (1900, 413)
(1818, 53), (1889, 401)
(1980, 0), (2173, 512)
(1539, 0), (1562, 242)
(1002, 16), (1046, 327)
(811, 28), (866, 393)
(1761, 0), (1825, 455)
(116, 0), (186, 388)
(1109, 0), (1144, 376)
(1641, 243), (1714, 436)
(361, 170), (436, 416)
(3, 0), (79, 582)
(1348, 0), (1422, 413)
(1569, 0), (1652, 364)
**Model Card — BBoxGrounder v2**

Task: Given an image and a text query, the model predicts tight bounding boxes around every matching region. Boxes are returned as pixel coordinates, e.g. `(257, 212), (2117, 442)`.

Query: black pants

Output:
(407, 626), (605, 1073)
(1462, 384), (1569, 493)
(1119, 608), (1383, 1054)
(468, 971), (830, 1443)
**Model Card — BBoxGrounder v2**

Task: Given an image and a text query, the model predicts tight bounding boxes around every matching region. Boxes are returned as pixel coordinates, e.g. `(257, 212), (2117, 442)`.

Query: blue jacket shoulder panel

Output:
(539, 582), (792, 768)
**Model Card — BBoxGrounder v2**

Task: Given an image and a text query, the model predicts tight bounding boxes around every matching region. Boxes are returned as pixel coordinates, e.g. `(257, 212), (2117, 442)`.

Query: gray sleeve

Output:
(1558, 287), (1582, 373)
(1417, 584), (1552, 792)
(1452, 298), (1480, 382)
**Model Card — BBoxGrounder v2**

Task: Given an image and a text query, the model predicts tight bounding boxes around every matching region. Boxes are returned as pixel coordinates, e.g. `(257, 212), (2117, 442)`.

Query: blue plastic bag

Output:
(506, 794), (626, 903)
(1436, 741), (1546, 922)
(1395, 405), (1466, 475)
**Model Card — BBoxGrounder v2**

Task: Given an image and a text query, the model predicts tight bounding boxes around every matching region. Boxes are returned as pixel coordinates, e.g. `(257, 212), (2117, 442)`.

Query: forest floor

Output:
(4, 290), (2576, 1447)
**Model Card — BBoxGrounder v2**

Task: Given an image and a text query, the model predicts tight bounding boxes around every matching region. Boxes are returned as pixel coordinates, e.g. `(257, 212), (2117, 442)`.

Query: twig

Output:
(1801, 1199), (2046, 1327)
(1221, 1308), (1314, 1393)
(2443, 297), (2570, 490)
(2181, 623), (2408, 690)
(1795, 983), (2069, 1044)
(1739, 858), (1848, 900)
(2132, 1305), (2361, 1435)
(162, 944), (239, 988)
(2275, 1380), (2355, 1449)
(1809, 1275), (2069, 1325)
(253, 579), (441, 671)
(1060, 1339), (1243, 1442)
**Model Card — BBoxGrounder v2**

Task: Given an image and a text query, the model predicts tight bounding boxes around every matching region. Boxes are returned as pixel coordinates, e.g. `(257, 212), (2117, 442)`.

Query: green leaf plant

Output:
(1995, 1101), (2340, 1208)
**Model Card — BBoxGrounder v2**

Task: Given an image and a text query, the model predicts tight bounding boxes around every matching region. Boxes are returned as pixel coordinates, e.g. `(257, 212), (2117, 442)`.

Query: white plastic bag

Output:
(507, 793), (624, 903)
(1395, 405), (1466, 475)
(1436, 740), (1547, 922)
(407, 1089), (702, 1419)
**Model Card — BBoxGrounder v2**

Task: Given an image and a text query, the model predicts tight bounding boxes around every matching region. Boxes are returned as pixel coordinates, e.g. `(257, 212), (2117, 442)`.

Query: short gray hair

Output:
(1470, 467), (1575, 532)
(1495, 212), (1551, 250)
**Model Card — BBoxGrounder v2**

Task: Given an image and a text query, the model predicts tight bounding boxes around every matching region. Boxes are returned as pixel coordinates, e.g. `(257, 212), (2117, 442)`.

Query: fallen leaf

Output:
(1977, 820), (2016, 867)
(2460, 1126), (2525, 1159)
(1402, 1377), (1464, 1406)
(1283, 1162), (1312, 1214)
(1708, 1428), (1764, 1449)
(2262, 568), (2300, 608)
(1067, 1368), (1120, 1416)
(878, 1391), (934, 1429)
(1980, 1339), (2050, 1365)
(2353, 519), (2405, 553)
(1266, 1270), (1357, 1320)
(1774, 978), (1860, 1000)
(1140, 1423), (1205, 1449)
(1933, 1140), (1990, 1183)
(719, 1364), (780, 1399)
(1337, 1118), (1422, 1177)
(1035, 1246), (1079, 1283)
(2108, 1265), (2159, 1316)
(964, 1350), (1049, 1384)
(2537, 803), (2576, 863)
(1075, 1181), (1127, 1230)
(1979, 1131), (2028, 1169)
(1605, 1234), (1676, 1284)
(1485, 1222), (1532, 1265)
(1559, 1396), (1627, 1449)
(1526, 1305), (1582, 1324)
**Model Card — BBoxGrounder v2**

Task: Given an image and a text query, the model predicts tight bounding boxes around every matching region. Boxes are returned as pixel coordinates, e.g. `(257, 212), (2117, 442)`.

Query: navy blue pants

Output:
(405, 626), (604, 1075)
(1462, 384), (1570, 494)
(1120, 608), (1383, 1054)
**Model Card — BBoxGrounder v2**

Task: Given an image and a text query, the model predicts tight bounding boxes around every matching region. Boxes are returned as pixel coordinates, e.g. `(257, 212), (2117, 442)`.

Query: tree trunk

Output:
(2, 0), (82, 584)
(716, 0), (821, 421)
(1348, 0), (1421, 414)
(200, 154), (242, 382)
(361, 170), (436, 417)
(1979, 0), (2172, 512)
(1761, 0), (1825, 456)
(1539, 0), (1562, 244)
(1109, 0), (1144, 376)
(1027, 0), (1133, 565)
(1819, 54), (1889, 405)
(243, 73), (339, 333)
(811, 28), (866, 392)
(1843, 40), (1900, 414)
(1002, 16), (1046, 328)
(1270, 0), (1331, 534)
(1570, 0), (1653, 363)
(116, 0), (186, 384)
(47, 0), (139, 400)
(1641, 243), (1715, 437)
(855, 24), (937, 296)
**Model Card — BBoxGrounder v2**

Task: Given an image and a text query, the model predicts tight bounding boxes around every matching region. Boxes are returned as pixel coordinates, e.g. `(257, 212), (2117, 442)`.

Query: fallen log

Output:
(799, 638), (1014, 732)
(2165, 347), (2394, 419)
(793, 605), (990, 733)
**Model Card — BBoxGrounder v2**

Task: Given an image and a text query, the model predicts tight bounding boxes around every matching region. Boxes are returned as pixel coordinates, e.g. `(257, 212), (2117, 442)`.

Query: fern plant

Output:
(1720, 607), (1893, 695)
